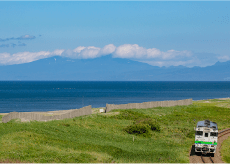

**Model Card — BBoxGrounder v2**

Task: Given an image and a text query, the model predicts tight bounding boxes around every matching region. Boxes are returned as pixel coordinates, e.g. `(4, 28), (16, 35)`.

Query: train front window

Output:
(205, 133), (208, 137)
(196, 131), (203, 135)
(210, 132), (218, 137)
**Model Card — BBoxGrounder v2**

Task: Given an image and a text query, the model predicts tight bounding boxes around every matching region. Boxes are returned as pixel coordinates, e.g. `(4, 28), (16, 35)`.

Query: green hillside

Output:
(0, 99), (230, 163)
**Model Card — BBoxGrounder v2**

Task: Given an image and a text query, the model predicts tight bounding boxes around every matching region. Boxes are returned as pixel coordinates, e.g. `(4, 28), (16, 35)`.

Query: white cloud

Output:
(218, 55), (230, 62)
(0, 43), (222, 67)
(0, 49), (64, 65)
(0, 34), (36, 42)
(100, 44), (116, 55)
(63, 46), (100, 59)
(113, 44), (147, 58)
(161, 50), (192, 60)
(113, 44), (191, 60)
(17, 35), (36, 40)
(63, 44), (116, 59)
(0, 44), (111, 65)
(146, 48), (162, 58)
(73, 46), (86, 53)
(142, 59), (197, 68)
(80, 46), (101, 58)
(52, 49), (65, 56)
(67, 44), (190, 61)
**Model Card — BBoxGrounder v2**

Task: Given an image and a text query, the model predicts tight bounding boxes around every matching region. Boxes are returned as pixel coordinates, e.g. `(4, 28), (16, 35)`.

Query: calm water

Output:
(0, 81), (230, 113)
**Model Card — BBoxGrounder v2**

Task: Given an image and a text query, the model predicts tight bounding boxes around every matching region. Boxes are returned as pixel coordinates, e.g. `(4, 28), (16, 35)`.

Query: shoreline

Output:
(1, 97), (229, 116)
(0, 107), (106, 116)
(0, 113), (9, 116)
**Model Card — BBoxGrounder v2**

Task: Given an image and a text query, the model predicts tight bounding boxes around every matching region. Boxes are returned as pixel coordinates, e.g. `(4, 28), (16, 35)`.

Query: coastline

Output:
(0, 97), (229, 116)
(0, 107), (106, 116)
(0, 113), (8, 116)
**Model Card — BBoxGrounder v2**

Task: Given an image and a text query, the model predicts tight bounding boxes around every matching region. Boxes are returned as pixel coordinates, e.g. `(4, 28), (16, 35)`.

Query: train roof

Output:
(196, 120), (218, 130)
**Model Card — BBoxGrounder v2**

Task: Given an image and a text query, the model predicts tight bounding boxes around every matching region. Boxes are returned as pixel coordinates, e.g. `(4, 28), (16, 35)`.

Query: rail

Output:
(201, 155), (214, 163)
(190, 128), (230, 164)
(200, 128), (230, 163)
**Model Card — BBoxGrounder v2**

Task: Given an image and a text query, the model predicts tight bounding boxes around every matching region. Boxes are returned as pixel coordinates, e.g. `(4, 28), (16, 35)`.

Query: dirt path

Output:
(189, 129), (230, 163)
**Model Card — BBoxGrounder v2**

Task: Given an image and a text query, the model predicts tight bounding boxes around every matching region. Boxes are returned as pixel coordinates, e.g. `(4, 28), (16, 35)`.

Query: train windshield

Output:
(196, 131), (203, 135)
(210, 132), (218, 137)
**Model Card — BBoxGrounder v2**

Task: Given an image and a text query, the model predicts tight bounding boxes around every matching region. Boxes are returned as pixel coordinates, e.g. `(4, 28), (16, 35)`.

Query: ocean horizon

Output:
(0, 81), (230, 113)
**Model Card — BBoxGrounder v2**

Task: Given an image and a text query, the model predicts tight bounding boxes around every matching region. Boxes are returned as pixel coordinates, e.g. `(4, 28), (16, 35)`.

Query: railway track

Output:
(201, 155), (214, 163)
(190, 128), (230, 164)
(200, 128), (230, 163)
(218, 128), (230, 138)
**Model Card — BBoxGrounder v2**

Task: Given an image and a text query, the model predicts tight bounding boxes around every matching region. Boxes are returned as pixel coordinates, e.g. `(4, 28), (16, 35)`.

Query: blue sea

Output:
(0, 81), (230, 113)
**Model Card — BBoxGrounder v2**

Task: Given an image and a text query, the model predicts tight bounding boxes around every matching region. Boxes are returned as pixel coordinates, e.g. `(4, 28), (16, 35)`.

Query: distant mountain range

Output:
(0, 55), (229, 81)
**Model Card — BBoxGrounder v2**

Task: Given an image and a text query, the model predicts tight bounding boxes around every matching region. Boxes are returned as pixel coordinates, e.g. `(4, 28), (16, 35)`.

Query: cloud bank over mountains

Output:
(0, 43), (229, 67)
(0, 50), (64, 65)
(63, 44), (116, 59)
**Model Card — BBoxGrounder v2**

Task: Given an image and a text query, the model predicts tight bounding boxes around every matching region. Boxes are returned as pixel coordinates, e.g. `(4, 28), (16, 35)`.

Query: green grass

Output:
(0, 100), (230, 163)
(221, 137), (230, 163)
(0, 115), (2, 123)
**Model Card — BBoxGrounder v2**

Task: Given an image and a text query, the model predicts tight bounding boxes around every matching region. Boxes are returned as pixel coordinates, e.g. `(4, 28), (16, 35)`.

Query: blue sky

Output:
(0, 1), (230, 67)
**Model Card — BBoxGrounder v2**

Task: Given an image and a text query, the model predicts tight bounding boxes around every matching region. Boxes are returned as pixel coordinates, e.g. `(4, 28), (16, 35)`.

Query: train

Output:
(194, 120), (218, 156)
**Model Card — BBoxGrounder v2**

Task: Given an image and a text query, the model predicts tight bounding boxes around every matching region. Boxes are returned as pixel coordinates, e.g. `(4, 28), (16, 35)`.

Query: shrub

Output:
(123, 116), (161, 137)
(124, 123), (151, 137)
(136, 118), (161, 132)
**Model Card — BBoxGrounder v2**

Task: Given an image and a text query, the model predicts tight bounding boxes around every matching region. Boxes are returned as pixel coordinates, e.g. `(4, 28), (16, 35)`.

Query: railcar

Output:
(194, 120), (218, 156)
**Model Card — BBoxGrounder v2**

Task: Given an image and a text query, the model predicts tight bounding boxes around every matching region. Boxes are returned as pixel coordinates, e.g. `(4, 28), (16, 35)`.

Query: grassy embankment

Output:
(221, 137), (230, 162)
(0, 99), (230, 163)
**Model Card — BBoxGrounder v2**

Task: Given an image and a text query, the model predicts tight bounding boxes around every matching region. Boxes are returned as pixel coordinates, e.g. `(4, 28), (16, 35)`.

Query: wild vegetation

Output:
(221, 136), (230, 163)
(0, 99), (230, 163)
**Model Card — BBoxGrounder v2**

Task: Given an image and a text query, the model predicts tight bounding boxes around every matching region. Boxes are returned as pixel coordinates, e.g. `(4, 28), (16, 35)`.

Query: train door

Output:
(203, 131), (209, 143)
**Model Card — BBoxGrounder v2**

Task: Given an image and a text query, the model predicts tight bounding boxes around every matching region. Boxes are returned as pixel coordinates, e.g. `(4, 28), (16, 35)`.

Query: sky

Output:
(0, 1), (230, 67)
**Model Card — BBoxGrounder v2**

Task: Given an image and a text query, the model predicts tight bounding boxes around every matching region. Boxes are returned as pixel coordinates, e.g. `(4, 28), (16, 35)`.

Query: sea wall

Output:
(106, 98), (192, 112)
(2, 99), (193, 123)
(2, 105), (92, 123)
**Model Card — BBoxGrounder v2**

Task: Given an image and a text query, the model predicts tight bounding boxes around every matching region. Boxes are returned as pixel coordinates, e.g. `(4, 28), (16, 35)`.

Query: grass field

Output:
(0, 99), (230, 163)
(221, 137), (230, 163)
